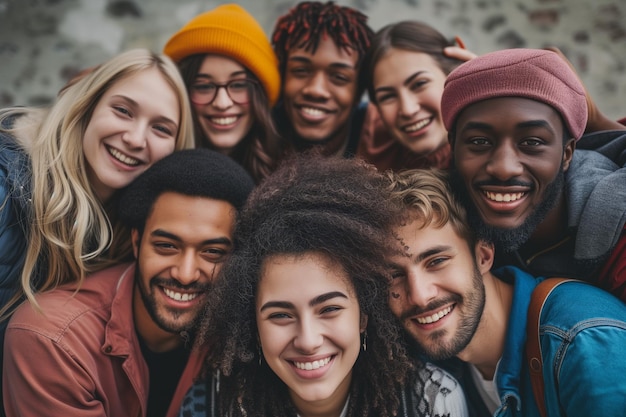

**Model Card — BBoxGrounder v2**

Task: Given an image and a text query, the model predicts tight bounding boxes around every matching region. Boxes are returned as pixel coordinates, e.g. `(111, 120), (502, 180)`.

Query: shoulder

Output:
(541, 280), (626, 332)
(7, 263), (134, 340)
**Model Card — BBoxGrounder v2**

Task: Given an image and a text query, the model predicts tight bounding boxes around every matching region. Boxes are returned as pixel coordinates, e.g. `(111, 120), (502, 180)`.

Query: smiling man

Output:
(387, 168), (626, 417)
(271, 1), (374, 157)
(442, 48), (626, 301)
(3, 149), (254, 417)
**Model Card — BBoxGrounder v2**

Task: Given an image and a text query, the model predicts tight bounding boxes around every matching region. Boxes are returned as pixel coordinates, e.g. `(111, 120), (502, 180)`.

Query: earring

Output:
(361, 330), (368, 352)
(257, 344), (263, 366)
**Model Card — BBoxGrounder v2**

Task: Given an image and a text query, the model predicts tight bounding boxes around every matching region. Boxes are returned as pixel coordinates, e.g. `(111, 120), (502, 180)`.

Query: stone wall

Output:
(1, 0), (624, 119)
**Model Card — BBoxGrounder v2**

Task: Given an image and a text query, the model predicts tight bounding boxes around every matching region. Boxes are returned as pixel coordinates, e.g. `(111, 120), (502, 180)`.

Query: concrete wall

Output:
(1, 0), (625, 119)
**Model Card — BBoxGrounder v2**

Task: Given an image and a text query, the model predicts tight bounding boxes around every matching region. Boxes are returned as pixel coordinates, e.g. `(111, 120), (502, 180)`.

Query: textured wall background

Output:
(1, 0), (625, 119)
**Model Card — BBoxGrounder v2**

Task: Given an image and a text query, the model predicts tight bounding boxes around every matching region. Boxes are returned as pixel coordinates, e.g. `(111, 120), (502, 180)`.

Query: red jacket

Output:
(3, 263), (204, 417)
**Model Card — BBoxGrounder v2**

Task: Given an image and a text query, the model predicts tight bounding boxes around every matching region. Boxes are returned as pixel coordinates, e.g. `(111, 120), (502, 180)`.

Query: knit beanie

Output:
(441, 48), (587, 139)
(163, 4), (280, 105)
(118, 149), (255, 230)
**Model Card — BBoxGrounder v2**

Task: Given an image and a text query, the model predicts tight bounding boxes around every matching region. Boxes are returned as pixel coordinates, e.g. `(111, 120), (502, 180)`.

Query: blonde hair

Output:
(0, 48), (194, 318)
(386, 168), (475, 244)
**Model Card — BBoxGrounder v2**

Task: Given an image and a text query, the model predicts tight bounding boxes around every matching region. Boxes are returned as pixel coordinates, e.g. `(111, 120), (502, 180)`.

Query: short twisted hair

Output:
(196, 154), (412, 417)
(272, 1), (374, 97)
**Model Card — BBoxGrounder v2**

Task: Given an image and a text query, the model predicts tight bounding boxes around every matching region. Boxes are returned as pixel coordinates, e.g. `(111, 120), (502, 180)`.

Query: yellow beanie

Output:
(164, 4), (280, 106)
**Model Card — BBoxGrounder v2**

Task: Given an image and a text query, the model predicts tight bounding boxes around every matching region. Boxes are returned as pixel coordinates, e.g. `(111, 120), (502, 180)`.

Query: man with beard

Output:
(441, 48), (626, 301)
(387, 168), (626, 417)
(3, 149), (254, 417)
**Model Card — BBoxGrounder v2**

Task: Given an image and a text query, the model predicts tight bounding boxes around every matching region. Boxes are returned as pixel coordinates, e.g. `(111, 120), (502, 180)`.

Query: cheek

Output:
(149, 138), (176, 162)
(378, 104), (398, 128)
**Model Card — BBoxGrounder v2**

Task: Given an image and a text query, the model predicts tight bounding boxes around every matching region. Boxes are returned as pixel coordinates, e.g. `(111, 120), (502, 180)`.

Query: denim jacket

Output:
(492, 266), (626, 417)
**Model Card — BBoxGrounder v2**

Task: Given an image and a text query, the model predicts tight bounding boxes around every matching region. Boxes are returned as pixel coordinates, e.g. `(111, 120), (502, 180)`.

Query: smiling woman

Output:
(0, 48), (194, 360)
(180, 155), (468, 417)
(164, 3), (285, 183)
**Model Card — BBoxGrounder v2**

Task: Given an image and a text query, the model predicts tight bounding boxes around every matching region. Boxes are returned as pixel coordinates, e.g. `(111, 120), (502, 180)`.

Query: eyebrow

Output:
(287, 55), (356, 71)
(398, 245), (451, 264)
(110, 94), (178, 127)
(151, 229), (232, 246)
(194, 70), (248, 80)
(259, 291), (348, 312)
(460, 119), (555, 133)
(374, 70), (427, 94)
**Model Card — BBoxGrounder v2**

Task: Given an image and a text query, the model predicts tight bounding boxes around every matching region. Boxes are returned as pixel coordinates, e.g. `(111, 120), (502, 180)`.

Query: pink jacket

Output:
(3, 263), (204, 417)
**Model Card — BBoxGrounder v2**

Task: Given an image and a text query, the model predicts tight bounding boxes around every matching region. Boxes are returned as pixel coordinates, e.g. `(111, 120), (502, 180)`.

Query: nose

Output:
(405, 269), (438, 308)
(485, 142), (524, 180)
(211, 86), (234, 110)
(399, 91), (420, 118)
(121, 124), (147, 149)
(171, 250), (201, 286)
(293, 316), (324, 353)
(301, 72), (331, 100)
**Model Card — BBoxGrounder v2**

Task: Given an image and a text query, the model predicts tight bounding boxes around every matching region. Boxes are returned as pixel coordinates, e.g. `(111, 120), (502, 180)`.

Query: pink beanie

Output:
(441, 48), (587, 139)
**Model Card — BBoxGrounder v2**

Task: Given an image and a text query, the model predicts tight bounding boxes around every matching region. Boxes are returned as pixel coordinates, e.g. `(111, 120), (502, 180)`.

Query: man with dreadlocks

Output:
(271, 1), (374, 157)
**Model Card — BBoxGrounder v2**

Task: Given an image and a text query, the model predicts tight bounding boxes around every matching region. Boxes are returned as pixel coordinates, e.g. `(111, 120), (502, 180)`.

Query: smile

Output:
(301, 106), (328, 117)
(293, 356), (332, 371)
(210, 116), (238, 126)
(163, 288), (199, 302)
(415, 305), (453, 324)
(403, 117), (432, 133)
(107, 146), (140, 166)
(484, 191), (525, 202)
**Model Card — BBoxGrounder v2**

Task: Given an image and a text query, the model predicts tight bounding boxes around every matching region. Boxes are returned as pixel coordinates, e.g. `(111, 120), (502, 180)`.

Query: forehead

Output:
(455, 97), (564, 134)
(144, 192), (236, 238)
(374, 48), (445, 83)
(258, 253), (355, 299)
(394, 221), (466, 258)
(287, 35), (359, 69)
(197, 54), (247, 77)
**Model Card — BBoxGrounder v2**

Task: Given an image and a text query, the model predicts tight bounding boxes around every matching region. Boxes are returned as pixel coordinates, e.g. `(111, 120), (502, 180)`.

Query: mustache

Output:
(473, 178), (533, 188)
(399, 294), (461, 322)
(150, 277), (212, 293)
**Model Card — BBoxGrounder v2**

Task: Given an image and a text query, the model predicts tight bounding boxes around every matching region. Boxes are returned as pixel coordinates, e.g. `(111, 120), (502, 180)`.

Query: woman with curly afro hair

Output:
(178, 155), (468, 417)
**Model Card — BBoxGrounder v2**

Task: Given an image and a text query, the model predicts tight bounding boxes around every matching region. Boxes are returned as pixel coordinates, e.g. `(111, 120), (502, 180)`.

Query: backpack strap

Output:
(526, 278), (576, 417)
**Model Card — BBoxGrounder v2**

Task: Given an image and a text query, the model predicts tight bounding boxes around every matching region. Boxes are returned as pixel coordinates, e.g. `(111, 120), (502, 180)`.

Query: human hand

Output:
(443, 37), (477, 63)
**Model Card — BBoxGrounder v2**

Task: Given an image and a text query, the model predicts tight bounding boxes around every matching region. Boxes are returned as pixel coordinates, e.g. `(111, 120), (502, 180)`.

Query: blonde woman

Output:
(0, 49), (194, 345)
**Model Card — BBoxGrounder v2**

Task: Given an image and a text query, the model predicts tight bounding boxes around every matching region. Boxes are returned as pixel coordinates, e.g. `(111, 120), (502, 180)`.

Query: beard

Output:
(449, 169), (565, 253)
(134, 266), (212, 335)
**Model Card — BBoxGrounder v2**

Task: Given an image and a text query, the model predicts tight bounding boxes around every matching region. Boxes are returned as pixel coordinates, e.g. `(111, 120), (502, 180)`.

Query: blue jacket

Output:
(492, 266), (626, 417)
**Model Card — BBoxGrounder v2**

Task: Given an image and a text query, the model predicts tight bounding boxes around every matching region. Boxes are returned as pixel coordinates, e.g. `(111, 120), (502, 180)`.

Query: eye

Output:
(113, 106), (131, 116)
(330, 72), (351, 85)
(469, 137), (490, 146)
(426, 256), (448, 268)
(320, 305), (343, 315)
(289, 66), (310, 77)
(375, 92), (395, 104)
(229, 80), (250, 91)
(192, 83), (216, 93)
(153, 241), (177, 252)
(153, 124), (173, 136)
(268, 311), (292, 321)
(202, 247), (229, 262)
(520, 137), (543, 147)
(409, 79), (428, 91)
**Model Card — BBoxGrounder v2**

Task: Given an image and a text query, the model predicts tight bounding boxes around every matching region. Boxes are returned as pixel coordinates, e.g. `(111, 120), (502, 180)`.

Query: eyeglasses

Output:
(189, 79), (258, 105)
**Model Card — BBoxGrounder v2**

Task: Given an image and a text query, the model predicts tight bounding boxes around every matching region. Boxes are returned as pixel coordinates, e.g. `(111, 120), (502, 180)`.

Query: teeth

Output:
(108, 147), (140, 166)
(294, 357), (331, 371)
(484, 191), (525, 202)
(416, 305), (453, 324)
(211, 116), (238, 125)
(163, 288), (199, 302)
(301, 107), (326, 117)
(404, 118), (431, 132)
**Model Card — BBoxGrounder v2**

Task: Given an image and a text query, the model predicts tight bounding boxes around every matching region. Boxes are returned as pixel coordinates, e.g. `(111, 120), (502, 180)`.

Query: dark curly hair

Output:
(195, 154), (413, 417)
(271, 1), (374, 99)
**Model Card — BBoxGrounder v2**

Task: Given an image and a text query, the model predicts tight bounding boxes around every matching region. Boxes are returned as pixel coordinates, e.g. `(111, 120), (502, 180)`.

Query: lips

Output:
(297, 105), (334, 123)
(415, 305), (453, 324)
(402, 117), (432, 133)
(293, 356), (332, 371)
(209, 116), (238, 126)
(483, 191), (525, 202)
(107, 145), (141, 166)
(163, 287), (200, 302)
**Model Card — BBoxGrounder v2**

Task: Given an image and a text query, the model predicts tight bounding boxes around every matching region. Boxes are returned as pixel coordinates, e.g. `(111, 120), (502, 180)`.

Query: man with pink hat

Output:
(442, 48), (626, 302)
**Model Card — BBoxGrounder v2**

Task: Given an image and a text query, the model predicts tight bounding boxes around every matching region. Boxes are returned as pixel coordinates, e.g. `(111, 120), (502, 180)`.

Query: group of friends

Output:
(0, 1), (625, 417)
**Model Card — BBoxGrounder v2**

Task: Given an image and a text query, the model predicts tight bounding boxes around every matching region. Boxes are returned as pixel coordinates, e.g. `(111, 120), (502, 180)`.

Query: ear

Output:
(359, 313), (368, 333)
(561, 137), (576, 172)
(131, 228), (140, 259)
(474, 239), (494, 275)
